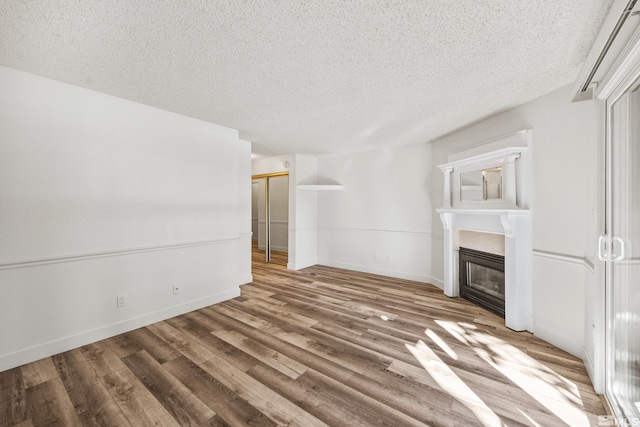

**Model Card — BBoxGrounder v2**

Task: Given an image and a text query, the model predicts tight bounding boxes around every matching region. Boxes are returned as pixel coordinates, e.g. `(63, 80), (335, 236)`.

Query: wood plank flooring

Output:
(0, 247), (606, 426)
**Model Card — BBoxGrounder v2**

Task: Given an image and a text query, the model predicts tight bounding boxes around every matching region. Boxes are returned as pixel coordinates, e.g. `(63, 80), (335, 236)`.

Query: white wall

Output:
(0, 66), (250, 371)
(317, 143), (435, 283)
(292, 154), (319, 270)
(430, 85), (598, 359)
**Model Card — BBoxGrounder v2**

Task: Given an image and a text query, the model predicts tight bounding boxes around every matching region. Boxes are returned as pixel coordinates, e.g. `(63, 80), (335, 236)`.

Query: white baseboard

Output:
(583, 348), (595, 387)
(287, 260), (316, 270)
(239, 274), (253, 285)
(429, 276), (444, 289)
(0, 287), (240, 372)
(534, 324), (583, 359)
(318, 259), (431, 283)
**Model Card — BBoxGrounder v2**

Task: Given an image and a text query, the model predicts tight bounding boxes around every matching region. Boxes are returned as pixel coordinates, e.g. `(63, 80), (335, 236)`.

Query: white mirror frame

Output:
(439, 146), (526, 210)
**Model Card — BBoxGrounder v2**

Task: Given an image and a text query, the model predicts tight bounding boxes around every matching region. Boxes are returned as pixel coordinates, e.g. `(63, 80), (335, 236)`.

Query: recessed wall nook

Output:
(436, 130), (533, 332)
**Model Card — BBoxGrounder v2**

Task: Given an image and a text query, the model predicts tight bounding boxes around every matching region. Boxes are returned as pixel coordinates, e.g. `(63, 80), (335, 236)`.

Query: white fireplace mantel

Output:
(436, 131), (532, 332)
(436, 208), (532, 332)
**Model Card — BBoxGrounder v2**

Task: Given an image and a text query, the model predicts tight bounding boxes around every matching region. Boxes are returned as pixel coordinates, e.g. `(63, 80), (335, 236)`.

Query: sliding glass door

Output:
(604, 78), (640, 422)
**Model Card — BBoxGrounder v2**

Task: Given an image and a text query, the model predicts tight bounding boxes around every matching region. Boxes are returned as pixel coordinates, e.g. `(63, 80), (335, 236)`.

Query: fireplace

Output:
(436, 132), (532, 331)
(459, 247), (505, 317)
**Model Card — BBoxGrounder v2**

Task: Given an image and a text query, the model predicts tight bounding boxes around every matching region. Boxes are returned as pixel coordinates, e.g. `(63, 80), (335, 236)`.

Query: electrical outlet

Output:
(173, 284), (181, 295)
(117, 295), (126, 308)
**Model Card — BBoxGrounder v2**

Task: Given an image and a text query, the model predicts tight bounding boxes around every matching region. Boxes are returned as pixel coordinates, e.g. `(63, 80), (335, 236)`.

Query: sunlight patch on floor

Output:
(425, 328), (458, 360)
(517, 408), (543, 427)
(435, 320), (590, 427)
(406, 340), (506, 427)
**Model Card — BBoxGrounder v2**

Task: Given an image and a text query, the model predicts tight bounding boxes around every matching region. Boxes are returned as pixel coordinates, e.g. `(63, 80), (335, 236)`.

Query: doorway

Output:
(251, 172), (289, 265)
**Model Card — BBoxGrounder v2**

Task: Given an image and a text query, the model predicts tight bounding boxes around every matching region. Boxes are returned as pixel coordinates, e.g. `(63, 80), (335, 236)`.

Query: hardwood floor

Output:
(0, 247), (605, 426)
(252, 241), (288, 267)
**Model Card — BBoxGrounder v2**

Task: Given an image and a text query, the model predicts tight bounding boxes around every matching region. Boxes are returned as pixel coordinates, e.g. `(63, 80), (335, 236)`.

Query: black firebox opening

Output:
(459, 247), (505, 318)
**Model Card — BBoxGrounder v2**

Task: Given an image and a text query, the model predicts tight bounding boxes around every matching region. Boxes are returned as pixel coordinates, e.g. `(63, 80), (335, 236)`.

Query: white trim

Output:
(429, 276), (444, 289)
(288, 225), (317, 231)
(297, 184), (344, 191)
(287, 260), (316, 271)
(532, 250), (596, 273)
(0, 238), (239, 270)
(446, 130), (530, 162)
(239, 274), (253, 285)
(592, 99), (607, 396)
(318, 226), (433, 237)
(535, 324), (584, 359)
(318, 259), (432, 284)
(440, 146), (528, 170)
(0, 287), (240, 372)
(436, 208), (530, 216)
(571, 0), (640, 101)
(584, 346), (597, 391)
(596, 23), (640, 101)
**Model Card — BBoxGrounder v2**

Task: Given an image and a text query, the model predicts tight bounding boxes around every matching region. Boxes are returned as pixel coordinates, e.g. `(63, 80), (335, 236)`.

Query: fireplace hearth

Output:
(459, 247), (505, 317)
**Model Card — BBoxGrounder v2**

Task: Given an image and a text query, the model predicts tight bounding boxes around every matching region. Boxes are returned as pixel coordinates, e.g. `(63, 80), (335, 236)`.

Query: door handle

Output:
(612, 236), (626, 261)
(598, 235), (626, 261)
(598, 235), (609, 261)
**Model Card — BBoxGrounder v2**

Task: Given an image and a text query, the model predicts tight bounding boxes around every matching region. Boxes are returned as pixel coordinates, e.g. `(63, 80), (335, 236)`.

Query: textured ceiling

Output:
(0, 1), (613, 157)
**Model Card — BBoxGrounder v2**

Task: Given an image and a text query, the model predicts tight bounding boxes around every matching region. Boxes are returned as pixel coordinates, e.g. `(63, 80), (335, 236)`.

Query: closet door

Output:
(251, 172), (289, 264)
(604, 79), (640, 421)
(267, 174), (289, 259)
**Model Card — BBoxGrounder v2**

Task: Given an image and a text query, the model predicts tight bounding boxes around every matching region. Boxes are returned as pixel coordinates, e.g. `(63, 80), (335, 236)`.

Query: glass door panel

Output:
(607, 81), (640, 421)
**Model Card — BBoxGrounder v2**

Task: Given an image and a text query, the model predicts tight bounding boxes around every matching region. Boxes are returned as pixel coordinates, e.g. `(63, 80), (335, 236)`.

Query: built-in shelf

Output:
(296, 185), (344, 191)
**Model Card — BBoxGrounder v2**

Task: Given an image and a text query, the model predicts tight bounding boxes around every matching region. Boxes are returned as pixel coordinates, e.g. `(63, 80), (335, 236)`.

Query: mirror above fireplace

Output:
(460, 167), (502, 202)
(438, 130), (530, 210)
